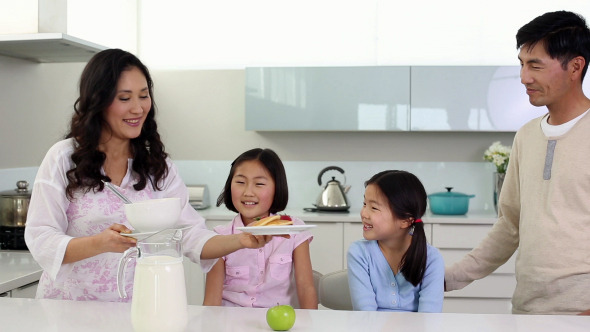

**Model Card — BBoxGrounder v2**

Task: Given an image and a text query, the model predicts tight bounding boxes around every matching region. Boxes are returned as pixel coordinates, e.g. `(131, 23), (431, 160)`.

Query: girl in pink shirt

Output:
(203, 148), (318, 309)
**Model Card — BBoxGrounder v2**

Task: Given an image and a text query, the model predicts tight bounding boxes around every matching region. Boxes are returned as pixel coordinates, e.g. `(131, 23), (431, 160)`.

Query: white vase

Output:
(493, 172), (505, 214)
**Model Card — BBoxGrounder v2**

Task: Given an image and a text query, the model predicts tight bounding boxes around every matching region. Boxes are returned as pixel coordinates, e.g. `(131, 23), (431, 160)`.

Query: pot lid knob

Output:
(16, 180), (29, 193)
(445, 187), (453, 192)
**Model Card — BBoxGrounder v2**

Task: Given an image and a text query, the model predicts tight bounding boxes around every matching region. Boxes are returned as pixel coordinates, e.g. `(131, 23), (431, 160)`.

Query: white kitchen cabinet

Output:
(432, 223), (516, 314)
(0, 251), (43, 299)
(0, 279), (39, 299)
(342, 222), (363, 268)
(305, 222), (344, 275)
(244, 65), (556, 132)
(184, 219), (231, 305)
(433, 224), (496, 249)
(245, 66), (411, 131)
(183, 257), (205, 305)
(407, 66), (590, 131)
(9, 281), (38, 298)
(411, 66), (545, 131)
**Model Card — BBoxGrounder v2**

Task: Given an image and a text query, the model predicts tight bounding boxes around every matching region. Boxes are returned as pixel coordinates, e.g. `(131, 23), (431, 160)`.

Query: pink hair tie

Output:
(414, 219), (423, 223)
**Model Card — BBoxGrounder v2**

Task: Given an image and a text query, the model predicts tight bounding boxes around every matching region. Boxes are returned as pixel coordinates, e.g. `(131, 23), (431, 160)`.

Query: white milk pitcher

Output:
(117, 229), (188, 332)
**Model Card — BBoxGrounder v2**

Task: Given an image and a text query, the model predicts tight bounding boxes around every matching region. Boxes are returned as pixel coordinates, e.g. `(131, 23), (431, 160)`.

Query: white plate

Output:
(235, 225), (317, 235)
(120, 224), (195, 240)
(121, 231), (157, 239)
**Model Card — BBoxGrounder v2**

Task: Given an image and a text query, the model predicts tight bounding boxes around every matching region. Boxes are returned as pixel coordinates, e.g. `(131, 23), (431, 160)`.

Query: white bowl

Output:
(124, 198), (181, 232)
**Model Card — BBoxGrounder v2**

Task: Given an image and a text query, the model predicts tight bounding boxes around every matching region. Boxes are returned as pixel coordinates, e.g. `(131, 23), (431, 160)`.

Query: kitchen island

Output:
(0, 251), (41, 296)
(1, 297), (589, 332)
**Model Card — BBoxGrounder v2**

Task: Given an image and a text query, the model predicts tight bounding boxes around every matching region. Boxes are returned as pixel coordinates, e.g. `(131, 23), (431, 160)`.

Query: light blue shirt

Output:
(347, 240), (444, 312)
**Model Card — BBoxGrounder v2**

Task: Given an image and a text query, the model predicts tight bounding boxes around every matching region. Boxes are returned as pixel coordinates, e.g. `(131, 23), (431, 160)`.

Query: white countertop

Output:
(197, 206), (499, 225)
(1, 297), (589, 332)
(0, 251), (42, 294)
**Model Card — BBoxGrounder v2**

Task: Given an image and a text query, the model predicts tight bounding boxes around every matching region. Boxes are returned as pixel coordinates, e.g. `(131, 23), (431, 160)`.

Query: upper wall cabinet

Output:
(410, 66), (547, 131)
(246, 65), (588, 132)
(245, 67), (411, 131)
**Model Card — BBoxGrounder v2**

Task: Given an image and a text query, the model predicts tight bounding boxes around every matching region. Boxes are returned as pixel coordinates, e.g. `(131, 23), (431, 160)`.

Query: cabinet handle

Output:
(16, 281), (39, 290)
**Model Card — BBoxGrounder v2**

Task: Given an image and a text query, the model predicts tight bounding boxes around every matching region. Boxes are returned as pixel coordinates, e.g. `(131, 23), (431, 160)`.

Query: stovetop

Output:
(0, 226), (27, 250)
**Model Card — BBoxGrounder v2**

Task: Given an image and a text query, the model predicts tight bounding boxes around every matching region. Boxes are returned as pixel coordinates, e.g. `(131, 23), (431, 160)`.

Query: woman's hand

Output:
(201, 233), (290, 260)
(62, 223), (136, 264)
(96, 224), (137, 253)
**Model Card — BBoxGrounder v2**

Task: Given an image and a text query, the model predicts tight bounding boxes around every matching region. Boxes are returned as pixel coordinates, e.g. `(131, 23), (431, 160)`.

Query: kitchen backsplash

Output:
(0, 161), (497, 213)
(0, 167), (38, 194)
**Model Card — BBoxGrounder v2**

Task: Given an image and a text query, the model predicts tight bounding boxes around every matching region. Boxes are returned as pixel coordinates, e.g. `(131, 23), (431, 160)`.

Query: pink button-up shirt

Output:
(214, 214), (313, 308)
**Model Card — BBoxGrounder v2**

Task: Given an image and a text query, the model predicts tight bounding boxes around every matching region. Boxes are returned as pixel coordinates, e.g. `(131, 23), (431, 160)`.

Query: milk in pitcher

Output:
(131, 255), (188, 332)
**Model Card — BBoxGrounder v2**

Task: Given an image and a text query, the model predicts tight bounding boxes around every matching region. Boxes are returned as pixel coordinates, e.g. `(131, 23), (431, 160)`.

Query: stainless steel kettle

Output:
(315, 166), (351, 211)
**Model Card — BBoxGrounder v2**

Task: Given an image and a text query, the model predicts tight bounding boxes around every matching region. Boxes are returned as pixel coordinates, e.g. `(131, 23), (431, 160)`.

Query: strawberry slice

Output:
(279, 215), (292, 221)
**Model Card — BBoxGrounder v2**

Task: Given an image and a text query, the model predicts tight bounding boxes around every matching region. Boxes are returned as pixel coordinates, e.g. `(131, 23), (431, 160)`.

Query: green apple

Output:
(266, 304), (296, 331)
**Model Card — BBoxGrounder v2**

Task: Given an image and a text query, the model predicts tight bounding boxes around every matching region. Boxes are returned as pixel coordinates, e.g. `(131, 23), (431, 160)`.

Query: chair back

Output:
(312, 269), (322, 303)
(318, 269), (353, 310)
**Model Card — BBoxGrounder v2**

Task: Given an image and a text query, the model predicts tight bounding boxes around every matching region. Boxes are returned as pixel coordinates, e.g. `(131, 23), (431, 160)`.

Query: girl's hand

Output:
(238, 232), (272, 249)
(201, 233), (291, 260)
(238, 233), (291, 249)
(96, 223), (137, 253)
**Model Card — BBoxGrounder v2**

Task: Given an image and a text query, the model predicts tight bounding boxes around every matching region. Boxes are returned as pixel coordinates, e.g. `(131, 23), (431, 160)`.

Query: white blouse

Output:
(25, 138), (216, 301)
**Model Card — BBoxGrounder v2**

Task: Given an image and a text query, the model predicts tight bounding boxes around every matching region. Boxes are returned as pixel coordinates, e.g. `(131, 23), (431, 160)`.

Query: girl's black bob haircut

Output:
(216, 148), (288, 214)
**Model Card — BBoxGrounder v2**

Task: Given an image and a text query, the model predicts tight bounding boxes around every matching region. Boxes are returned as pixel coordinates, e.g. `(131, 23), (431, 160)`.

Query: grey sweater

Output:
(445, 112), (590, 315)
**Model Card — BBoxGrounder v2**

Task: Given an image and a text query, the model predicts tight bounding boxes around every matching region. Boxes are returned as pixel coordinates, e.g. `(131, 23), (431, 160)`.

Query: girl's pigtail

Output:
(400, 219), (427, 286)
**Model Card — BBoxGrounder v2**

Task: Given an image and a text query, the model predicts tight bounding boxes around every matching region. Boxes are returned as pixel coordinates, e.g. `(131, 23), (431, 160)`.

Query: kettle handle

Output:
(318, 166), (345, 186)
(117, 246), (138, 299)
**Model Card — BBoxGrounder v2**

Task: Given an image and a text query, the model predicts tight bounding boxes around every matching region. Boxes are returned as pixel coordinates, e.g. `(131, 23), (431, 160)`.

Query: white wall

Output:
(0, 55), (84, 168)
(138, 1), (590, 68)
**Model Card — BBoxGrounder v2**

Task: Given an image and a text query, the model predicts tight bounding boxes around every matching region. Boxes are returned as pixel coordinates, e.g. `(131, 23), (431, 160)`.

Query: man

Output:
(445, 10), (590, 315)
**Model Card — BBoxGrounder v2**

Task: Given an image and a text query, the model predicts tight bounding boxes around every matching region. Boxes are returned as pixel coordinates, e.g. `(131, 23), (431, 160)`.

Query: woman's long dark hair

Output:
(366, 170), (427, 286)
(65, 49), (168, 199)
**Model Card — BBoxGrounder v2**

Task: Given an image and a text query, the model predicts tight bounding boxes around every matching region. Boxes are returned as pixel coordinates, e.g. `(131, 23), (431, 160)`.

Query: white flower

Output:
(484, 141), (511, 173)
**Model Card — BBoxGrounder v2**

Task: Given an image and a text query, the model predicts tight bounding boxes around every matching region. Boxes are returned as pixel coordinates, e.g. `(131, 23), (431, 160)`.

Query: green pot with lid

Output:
(428, 187), (475, 215)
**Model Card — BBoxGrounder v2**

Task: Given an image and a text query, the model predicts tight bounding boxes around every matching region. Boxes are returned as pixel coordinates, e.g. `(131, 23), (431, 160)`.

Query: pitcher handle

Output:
(117, 246), (138, 299)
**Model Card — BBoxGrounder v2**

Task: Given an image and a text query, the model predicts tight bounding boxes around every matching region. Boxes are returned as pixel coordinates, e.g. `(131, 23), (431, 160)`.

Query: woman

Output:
(25, 49), (271, 302)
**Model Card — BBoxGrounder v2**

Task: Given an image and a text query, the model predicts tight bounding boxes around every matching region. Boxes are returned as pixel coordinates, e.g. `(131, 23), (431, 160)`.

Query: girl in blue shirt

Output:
(347, 170), (444, 312)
